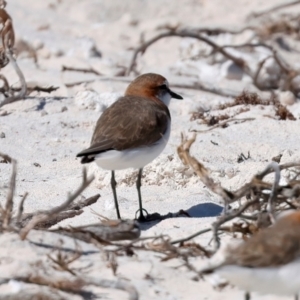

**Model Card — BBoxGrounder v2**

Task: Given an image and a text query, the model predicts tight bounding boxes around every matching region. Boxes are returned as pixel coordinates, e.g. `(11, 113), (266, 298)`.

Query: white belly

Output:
(214, 259), (300, 295)
(94, 122), (171, 170)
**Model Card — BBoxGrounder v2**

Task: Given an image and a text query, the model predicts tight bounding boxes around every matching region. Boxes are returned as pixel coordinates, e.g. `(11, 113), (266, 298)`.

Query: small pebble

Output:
(61, 106), (68, 112)
(0, 132), (5, 138)
(33, 162), (41, 167)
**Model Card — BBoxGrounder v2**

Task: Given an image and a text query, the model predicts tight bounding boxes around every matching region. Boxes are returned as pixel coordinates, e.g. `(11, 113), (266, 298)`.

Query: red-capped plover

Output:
(77, 73), (183, 221)
(200, 210), (300, 299)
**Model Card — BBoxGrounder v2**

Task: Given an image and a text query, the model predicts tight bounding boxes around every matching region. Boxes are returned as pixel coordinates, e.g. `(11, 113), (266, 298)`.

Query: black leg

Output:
(295, 294), (299, 300)
(111, 171), (121, 219)
(136, 168), (146, 221)
(245, 292), (250, 300)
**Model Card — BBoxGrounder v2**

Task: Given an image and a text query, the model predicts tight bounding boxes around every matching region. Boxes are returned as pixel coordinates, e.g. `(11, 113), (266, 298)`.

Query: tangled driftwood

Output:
(0, 152), (140, 299)
(0, 3), (27, 108)
(125, 0), (300, 98)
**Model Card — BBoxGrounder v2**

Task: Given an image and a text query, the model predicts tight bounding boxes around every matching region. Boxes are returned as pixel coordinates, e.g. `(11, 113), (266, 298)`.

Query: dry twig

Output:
(250, 0), (300, 19)
(0, 152), (16, 230)
(19, 169), (94, 240)
(0, 5), (27, 108)
(176, 133), (300, 253)
(126, 27), (300, 96)
(2, 273), (139, 300)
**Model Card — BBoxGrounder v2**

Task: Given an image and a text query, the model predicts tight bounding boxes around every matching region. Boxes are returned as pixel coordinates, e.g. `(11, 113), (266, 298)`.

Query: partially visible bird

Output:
(200, 210), (300, 300)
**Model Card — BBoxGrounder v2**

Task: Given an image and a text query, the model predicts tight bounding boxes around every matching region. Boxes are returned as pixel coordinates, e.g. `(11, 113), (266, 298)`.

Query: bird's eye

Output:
(159, 84), (168, 89)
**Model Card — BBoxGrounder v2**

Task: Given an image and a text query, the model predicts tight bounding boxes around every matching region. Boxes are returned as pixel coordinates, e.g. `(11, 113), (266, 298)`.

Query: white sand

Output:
(0, 0), (299, 299)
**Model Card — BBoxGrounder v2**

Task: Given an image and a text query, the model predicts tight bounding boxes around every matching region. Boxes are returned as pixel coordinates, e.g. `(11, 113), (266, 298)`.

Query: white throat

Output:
(158, 92), (171, 106)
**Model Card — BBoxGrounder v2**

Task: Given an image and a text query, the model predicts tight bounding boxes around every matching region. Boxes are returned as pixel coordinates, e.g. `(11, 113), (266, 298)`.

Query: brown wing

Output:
(77, 96), (170, 159)
(225, 220), (300, 268)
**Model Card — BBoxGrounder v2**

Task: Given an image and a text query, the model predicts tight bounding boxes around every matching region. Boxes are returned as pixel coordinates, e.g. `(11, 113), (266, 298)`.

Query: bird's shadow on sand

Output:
(138, 202), (223, 231)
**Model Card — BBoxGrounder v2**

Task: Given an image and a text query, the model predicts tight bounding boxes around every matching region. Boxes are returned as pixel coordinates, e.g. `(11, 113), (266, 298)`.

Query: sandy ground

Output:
(1, 0), (300, 299)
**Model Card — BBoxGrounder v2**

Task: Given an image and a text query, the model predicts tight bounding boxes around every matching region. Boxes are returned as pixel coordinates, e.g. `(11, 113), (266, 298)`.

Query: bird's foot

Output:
(135, 209), (163, 223)
(135, 208), (149, 222)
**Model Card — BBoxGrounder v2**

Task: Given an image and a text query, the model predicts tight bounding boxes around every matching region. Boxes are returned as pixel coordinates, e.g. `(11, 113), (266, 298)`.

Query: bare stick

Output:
(16, 193), (100, 228)
(126, 29), (297, 94)
(84, 276), (138, 300)
(126, 30), (246, 75)
(177, 133), (234, 204)
(27, 85), (59, 94)
(16, 192), (28, 223)
(53, 219), (140, 242)
(32, 210), (84, 229)
(2, 155), (16, 229)
(0, 286), (70, 300)
(62, 65), (102, 76)
(211, 198), (259, 251)
(19, 169), (94, 240)
(64, 76), (239, 97)
(191, 118), (255, 132)
(220, 43), (294, 89)
(171, 228), (212, 245)
(170, 82), (239, 98)
(250, 0), (300, 18)
(257, 162), (281, 223)
(0, 49), (27, 108)
(253, 56), (272, 89)
(8, 274), (138, 300)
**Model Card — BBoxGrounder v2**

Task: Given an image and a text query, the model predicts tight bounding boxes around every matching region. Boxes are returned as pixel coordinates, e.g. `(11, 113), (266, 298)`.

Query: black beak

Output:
(168, 88), (183, 100)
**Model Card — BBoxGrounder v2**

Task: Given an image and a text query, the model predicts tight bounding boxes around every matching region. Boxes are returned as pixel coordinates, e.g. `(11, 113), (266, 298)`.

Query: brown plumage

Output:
(201, 211), (300, 299)
(77, 95), (170, 161)
(204, 211), (300, 272)
(224, 211), (300, 268)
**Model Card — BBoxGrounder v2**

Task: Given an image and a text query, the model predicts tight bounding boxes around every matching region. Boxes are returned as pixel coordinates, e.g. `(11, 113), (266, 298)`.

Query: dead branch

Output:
(0, 84), (59, 95)
(67, 194), (100, 211)
(210, 42), (295, 91)
(64, 79), (97, 88)
(0, 152), (16, 230)
(126, 28), (300, 95)
(265, 162), (281, 222)
(5, 274), (139, 300)
(0, 287), (72, 300)
(211, 198), (260, 250)
(126, 30), (246, 76)
(177, 133), (300, 252)
(170, 82), (239, 98)
(0, 49), (27, 108)
(171, 228), (212, 245)
(84, 276), (138, 300)
(157, 24), (256, 36)
(33, 210), (83, 229)
(17, 194), (100, 229)
(47, 240), (83, 276)
(177, 133), (235, 205)
(0, 7), (14, 51)
(27, 85), (59, 94)
(16, 192), (28, 223)
(250, 0), (300, 19)
(19, 169), (95, 240)
(191, 117), (255, 132)
(0, 6), (27, 108)
(62, 65), (102, 76)
(53, 219), (140, 242)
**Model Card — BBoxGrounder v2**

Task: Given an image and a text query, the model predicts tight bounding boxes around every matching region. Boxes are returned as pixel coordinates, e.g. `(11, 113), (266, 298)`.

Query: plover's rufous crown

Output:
(77, 73), (183, 221)
(201, 210), (300, 300)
